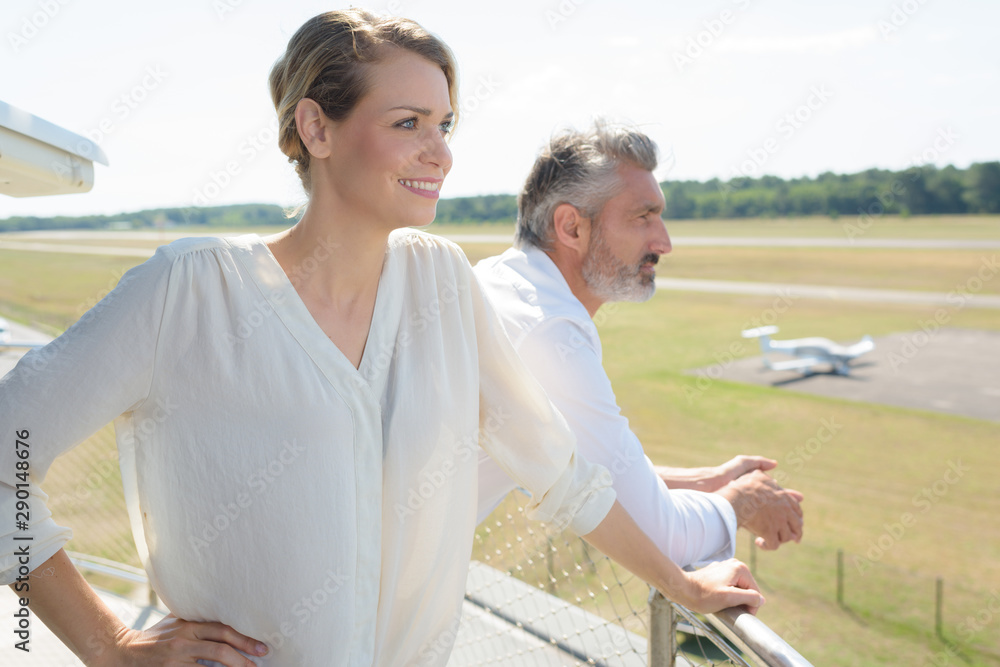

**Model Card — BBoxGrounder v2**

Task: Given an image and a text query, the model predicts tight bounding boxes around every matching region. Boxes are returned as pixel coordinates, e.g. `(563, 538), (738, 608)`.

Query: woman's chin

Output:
(401, 210), (438, 229)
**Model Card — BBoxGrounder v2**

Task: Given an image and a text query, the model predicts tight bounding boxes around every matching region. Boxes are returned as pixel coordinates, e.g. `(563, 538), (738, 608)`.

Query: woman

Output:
(0, 10), (763, 666)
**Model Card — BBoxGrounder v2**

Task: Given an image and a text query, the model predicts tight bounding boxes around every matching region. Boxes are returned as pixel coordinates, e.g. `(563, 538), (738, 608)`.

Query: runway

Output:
(4, 231), (999, 309)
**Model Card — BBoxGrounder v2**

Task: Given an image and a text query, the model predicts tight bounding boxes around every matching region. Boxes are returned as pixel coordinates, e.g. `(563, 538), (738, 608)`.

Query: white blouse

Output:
(0, 230), (616, 666)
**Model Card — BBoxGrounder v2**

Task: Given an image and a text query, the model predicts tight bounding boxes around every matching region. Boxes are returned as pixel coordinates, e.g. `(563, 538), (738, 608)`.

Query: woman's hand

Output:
(714, 455), (778, 486)
(104, 614), (268, 667)
(677, 558), (765, 616)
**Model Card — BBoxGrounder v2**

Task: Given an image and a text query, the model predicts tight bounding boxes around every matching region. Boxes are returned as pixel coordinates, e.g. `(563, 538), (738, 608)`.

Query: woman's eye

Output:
(398, 118), (417, 129)
(439, 120), (455, 134)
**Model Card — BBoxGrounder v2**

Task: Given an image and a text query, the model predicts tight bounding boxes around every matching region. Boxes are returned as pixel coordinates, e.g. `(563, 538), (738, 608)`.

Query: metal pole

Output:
(837, 549), (844, 606)
(546, 537), (556, 594)
(936, 577), (944, 639)
(648, 589), (677, 667)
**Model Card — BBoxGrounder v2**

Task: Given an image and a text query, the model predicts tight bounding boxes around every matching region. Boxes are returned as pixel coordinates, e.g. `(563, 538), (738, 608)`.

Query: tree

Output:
(965, 162), (1000, 213)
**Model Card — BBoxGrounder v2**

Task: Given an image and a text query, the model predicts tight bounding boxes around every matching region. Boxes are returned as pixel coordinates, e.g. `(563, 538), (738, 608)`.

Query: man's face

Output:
(581, 163), (672, 304)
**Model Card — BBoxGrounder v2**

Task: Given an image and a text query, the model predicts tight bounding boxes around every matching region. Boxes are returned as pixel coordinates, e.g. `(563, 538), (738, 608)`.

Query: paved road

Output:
(0, 319), (52, 377)
(5, 229), (1000, 249)
(655, 277), (1000, 309)
(438, 234), (1000, 249)
(3, 231), (999, 309)
(691, 328), (1000, 422)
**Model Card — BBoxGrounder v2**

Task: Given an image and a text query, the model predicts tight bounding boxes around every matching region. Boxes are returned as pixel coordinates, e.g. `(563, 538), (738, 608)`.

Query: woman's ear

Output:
(295, 98), (332, 159)
(551, 203), (591, 258)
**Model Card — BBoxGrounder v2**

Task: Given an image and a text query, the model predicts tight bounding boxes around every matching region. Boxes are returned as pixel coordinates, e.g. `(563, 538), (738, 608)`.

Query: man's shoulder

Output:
(474, 246), (597, 348)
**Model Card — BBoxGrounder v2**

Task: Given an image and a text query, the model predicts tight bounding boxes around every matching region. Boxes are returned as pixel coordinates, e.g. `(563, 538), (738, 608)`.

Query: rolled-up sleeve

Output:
(0, 247), (174, 584)
(467, 271), (616, 536)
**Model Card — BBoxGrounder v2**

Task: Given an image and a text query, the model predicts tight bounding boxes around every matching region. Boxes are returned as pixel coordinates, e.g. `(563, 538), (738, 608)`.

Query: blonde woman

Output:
(0, 10), (763, 666)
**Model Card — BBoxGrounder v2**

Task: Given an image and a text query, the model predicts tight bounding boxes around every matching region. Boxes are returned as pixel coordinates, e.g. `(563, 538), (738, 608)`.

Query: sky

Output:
(2, 0), (998, 219)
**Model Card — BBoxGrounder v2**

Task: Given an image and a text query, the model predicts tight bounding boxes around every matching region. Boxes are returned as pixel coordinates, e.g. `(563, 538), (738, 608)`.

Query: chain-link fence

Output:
(460, 491), (773, 666)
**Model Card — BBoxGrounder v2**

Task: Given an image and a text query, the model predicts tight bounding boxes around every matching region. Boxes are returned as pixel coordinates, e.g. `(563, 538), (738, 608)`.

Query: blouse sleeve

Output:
(0, 246), (176, 584)
(468, 266), (616, 536)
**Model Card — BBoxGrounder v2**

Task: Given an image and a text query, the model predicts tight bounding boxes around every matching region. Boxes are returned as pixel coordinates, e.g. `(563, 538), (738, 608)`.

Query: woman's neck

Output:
(263, 201), (391, 368)
(267, 204), (388, 300)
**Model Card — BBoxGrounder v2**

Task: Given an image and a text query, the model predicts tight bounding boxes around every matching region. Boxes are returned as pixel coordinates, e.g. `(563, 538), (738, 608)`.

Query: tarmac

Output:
(688, 327), (1000, 422)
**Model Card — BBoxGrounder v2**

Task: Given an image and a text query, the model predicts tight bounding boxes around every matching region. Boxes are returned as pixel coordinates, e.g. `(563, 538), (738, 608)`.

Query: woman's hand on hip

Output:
(104, 614), (269, 666)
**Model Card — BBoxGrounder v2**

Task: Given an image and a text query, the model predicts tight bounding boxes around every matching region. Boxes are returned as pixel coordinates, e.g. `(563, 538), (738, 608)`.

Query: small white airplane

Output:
(0, 316), (45, 350)
(741, 325), (874, 376)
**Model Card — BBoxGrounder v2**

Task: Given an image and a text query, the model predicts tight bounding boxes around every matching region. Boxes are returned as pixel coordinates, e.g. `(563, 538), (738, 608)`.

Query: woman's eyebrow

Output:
(386, 105), (455, 119)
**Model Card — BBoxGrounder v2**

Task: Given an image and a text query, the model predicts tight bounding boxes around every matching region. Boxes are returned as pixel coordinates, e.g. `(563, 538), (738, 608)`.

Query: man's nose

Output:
(651, 219), (672, 255)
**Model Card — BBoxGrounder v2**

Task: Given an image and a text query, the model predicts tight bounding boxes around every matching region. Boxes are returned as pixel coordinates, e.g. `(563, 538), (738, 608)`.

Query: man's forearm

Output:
(10, 548), (126, 665)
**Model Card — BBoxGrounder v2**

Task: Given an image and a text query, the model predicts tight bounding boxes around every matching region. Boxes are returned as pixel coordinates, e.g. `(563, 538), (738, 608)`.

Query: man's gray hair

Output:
(515, 120), (659, 251)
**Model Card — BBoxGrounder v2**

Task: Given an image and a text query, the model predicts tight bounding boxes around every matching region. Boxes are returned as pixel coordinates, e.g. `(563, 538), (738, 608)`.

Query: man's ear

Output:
(295, 98), (333, 159)
(551, 203), (591, 258)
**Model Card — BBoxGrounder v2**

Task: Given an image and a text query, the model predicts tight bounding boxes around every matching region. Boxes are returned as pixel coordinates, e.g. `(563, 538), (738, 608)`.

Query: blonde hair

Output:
(269, 9), (459, 195)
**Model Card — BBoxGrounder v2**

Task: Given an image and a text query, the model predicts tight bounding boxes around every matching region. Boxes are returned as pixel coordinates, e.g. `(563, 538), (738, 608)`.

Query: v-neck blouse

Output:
(0, 230), (615, 666)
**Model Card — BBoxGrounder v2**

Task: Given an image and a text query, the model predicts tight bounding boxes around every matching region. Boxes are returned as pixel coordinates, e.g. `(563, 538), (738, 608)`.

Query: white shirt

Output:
(473, 245), (736, 569)
(0, 231), (615, 666)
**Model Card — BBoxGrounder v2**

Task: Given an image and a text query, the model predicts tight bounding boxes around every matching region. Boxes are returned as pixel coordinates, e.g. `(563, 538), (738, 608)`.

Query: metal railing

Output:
(463, 492), (815, 667)
(649, 589), (814, 667)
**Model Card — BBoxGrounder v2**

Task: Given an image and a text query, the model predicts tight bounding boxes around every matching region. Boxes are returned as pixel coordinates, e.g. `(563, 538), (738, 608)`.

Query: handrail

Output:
(67, 551), (159, 607)
(648, 589), (813, 667)
(705, 606), (813, 667)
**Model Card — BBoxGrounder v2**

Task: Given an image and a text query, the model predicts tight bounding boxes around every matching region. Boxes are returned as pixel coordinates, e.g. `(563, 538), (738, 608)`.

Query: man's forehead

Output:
(619, 173), (665, 213)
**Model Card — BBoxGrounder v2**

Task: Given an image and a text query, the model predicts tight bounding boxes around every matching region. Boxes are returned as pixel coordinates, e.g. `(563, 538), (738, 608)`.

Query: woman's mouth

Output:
(399, 179), (441, 199)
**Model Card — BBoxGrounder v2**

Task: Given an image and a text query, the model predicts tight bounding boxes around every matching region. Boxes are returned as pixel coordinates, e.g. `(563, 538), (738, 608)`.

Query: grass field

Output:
(2, 215), (999, 665)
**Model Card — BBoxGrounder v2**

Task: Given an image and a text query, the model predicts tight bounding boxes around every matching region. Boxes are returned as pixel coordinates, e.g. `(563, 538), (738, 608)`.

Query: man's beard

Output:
(581, 225), (658, 304)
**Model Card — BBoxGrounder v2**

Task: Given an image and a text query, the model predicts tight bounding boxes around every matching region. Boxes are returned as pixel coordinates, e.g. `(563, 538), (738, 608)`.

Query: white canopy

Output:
(0, 100), (109, 198)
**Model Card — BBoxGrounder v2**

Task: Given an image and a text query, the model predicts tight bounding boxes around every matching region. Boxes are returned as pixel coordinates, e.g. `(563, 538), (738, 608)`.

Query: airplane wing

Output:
(763, 357), (827, 372)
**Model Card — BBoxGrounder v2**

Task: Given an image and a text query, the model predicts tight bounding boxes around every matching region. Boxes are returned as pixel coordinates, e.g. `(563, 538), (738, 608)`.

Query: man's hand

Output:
(656, 455), (777, 493)
(715, 469), (804, 550)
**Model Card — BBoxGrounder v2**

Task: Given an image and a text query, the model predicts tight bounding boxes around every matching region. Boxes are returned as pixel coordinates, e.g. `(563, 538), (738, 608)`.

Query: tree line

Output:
(664, 162), (1000, 220)
(1, 163), (998, 232)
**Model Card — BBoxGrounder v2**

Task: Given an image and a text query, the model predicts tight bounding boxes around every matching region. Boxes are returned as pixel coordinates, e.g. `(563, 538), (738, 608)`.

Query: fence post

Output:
(648, 589), (677, 667)
(546, 537), (556, 594)
(837, 549), (844, 606)
(935, 577), (944, 639)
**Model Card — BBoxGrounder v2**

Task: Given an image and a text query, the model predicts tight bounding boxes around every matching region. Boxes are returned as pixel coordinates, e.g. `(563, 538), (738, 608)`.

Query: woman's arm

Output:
(655, 455), (777, 492)
(582, 501), (764, 614)
(462, 257), (761, 613)
(14, 549), (267, 666)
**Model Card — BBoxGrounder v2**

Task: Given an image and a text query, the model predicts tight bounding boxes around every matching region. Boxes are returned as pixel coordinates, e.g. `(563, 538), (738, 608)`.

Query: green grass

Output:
(664, 247), (1000, 294)
(3, 219), (999, 665)
(662, 215), (1000, 239)
(0, 249), (143, 332)
(593, 291), (1000, 666)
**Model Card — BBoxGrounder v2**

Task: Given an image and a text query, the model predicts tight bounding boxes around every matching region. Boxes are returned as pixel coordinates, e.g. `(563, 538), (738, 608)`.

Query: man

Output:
(474, 121), (803, 567)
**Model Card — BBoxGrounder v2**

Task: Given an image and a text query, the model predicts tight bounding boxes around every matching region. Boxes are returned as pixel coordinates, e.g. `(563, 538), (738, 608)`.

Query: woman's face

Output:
(322, 48), (454, 231)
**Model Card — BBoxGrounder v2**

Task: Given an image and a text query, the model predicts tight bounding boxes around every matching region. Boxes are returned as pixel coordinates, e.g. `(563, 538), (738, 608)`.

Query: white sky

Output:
(2, 0), (998, 219)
